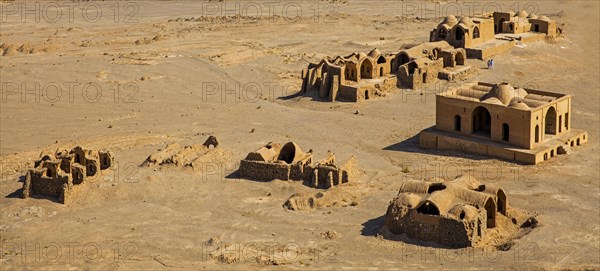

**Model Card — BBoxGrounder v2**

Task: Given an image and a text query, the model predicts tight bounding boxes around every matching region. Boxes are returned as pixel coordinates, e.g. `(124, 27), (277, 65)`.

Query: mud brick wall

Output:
(239, 160), (290, 181)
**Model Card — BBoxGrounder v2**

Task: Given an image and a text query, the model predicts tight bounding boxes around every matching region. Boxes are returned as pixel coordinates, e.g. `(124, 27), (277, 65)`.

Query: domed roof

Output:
(368, 48), (382, 59)
(441, 15), (458, 27)
(277, 142), (306, 164)
(516, 10), (529, 18)
(515, 87), (529, 98)
(357, 52), (368, 60)
(438, 23), (451, 30)
(538, 15), (551, 22)
(393, 193), (422, 209)
(489, 83), (518, 105)
(449, 204), (479, 221)
(509, 101), (531, 110)
(482, 97), (504, 105)
(458, 16), (472, 26)
(527, 13), (538, 19)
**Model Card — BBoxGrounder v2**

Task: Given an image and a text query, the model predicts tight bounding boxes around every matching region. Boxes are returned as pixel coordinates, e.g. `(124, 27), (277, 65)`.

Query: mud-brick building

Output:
(419, 82), (588, 164)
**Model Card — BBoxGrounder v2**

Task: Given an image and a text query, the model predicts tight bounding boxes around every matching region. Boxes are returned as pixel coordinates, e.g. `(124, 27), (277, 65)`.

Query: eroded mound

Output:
(283, 188), (358, 211)
(141, 136), (233, 173)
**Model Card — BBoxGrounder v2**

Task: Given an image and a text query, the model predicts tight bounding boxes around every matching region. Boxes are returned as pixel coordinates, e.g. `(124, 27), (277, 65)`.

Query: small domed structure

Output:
(509, 101), (531, 110)
(489, 83), (518, 105)
(441, 15), (458, 27)
(394, 193), (422, 209)
(527, 13), (538, 19)
(458, 16), (472, 26)
(537, 15), (551, 22)
(515, 87), (529, 99)
(482, 97), (504, 105)
(449, 204), (480, 221)
(357, 52), (368, 60)
(516, 10), (529, 18)
(368, 48), (382, 59)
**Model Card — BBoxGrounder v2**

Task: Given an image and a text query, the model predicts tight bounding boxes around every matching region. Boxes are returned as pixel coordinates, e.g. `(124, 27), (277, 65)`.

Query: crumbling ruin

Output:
(431, 11), (560, 59)
(419, 82), (588, 164)
(22, 147), (114, 204)
(239, 142), (356, 188)
(384, 177), (532, 248)
(301, 42), (474, 101)
(141, 136), (230, 172)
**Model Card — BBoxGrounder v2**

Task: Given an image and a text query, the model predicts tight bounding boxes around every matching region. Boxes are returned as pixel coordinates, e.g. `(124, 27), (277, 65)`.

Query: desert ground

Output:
(0, 0), (599, 270)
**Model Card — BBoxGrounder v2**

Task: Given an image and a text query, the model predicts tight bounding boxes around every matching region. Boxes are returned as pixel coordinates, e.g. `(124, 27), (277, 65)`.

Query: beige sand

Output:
(0, 1), (598, 270)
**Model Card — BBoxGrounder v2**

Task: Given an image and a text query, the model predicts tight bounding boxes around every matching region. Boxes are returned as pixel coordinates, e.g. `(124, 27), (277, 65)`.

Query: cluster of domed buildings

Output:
(299, 10), (586, 163)
(300, 41), (472, 101)
(430, 11), (559, 59)
(301, 10), (561, 103)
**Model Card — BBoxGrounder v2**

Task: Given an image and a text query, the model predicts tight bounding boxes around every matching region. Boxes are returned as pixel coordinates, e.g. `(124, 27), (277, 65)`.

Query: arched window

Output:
(473, 26), (480, 39)
(545, 107), (557, 135)
(438, 28), (447, 39)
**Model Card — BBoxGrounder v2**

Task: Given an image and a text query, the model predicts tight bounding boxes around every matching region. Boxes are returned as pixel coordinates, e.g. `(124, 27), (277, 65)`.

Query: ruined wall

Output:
(21, 147), (113, 204)
(385, 207), (486, 248)
(308, 165), (349, 189)
(301, 61), (344, 102)
(239, 160), (290, 181)
(338, 85), (359, 102)
(398, 59), (444, 90)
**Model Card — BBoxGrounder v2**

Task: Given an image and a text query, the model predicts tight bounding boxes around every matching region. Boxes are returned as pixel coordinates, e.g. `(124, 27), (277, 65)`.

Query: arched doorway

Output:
(535, 125), (540, 143)
(438, 28), (447, 39)
(380, 67), (384, 76)
(473, 26), (480, 39)
(472, 106), (491, 137)
(397, 53), (410, 67)
(545, 107), (557, 135)
(496, 18), (505, 34)
(455, 51), (465, 66)
(417, 201), (440, 215)
(496, 190), (507, 215)
(455, 27), (465, 41)
(278, 142), (299, 164)
(391, 59), (397, 73)
(484, 198), (496, 228)
(361, 60), (373, 79)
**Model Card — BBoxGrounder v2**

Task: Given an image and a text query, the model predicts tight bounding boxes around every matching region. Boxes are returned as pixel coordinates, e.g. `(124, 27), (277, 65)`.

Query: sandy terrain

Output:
(0, 0), (598, 270)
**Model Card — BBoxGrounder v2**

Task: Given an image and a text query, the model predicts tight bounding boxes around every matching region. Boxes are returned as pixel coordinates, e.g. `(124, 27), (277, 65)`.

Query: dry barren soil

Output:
(0, 1), (599, 270)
